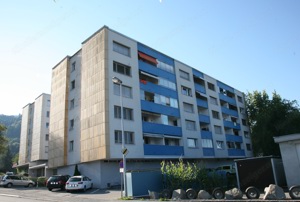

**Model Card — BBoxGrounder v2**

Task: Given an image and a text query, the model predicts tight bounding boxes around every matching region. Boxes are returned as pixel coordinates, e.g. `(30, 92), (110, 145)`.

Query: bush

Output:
(37, 176), (48, 187)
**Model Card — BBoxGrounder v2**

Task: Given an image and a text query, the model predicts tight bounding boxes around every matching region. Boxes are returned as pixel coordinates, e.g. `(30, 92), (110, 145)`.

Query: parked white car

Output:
(65, 175), (93, 192)
(0, 175), (35, 188)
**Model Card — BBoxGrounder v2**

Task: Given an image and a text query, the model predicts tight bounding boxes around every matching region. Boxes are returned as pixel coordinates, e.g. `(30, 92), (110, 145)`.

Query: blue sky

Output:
(1, 0), (299, 115)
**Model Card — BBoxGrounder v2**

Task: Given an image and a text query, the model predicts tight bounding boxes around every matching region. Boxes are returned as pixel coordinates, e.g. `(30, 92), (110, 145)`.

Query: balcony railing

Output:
(144, 144), (184, 156)
(219, 93), (236, 105)
(196, 98), (208, 108)
(199, 114), (210, 124)
(223, 120), (241, 130)
(141, 100), (180, 117)
(142, 121), (182, 136)
(221, 107), (239, 117)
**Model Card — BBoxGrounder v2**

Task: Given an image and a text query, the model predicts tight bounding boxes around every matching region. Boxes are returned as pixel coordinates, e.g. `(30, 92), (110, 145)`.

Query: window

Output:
(114, 106), (133, 120)
(113, 41), (130, 57)
(69, 141), (74, 152)
(237, 96), (243, 103)
(70, 99), (75, 109)
(71, 80), (75, 90)
(185, 120), (196, 131)
(216, 141), (224, 149)
(242, 119), (247, 126)
(183, 102), (194, 113)
(45, 146), (48, 153)
(187, 138), (197, 148)
(244, 131), (250, 138)
(123, 107), (133, 120)
(46, 122), (49, 128)
(70, 119), (74, 130)
(71, 62), (76, 72)
(208, 82), (215, 91)
(202, 139), (213, 148)
(181, 86), (192, 97)
(47, 100), (51, 107)
(212, 110), (220, 119)
(240, 107), (245, 114)
(45, 134), (49, 141)
(46, 111), (50, 118)
(210, 96), (218, 105)
(246, 143), (252, 151)
(113, 83), (132, 98)
(179, 70), (189, 80)
(214, 125), (222, 134)
(114, 130), (134, 144)
(113, 61), (131, 76)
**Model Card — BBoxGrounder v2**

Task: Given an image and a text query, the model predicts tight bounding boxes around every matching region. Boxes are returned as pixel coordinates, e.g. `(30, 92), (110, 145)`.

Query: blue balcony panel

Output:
(139, 61), (176, 82)
(192, 69), (204, 78)
(221, 107), (239, 117)
(225, 134), (243, 142)
(223, 120), (241, 130)
(142, 122), (182, 137)
(140, 81), (178, 99)
(141, 100), (180, 117)
(144, 144), (184, 156)
(228, 149), (245, 157)
(203, 148), (215, 156)
(196, 99), (208, 108)
(199, 114), (210, 124)
(201, 130), (212, 139)
(217, 81), (234, 93)
(219, 93), (237, 105)
(138, 43), (174, 66)
(195, 83), (206, 94)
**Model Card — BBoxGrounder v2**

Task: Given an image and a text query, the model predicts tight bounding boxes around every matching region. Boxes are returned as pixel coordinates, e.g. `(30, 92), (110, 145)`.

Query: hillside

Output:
(0, 114), (21, 155)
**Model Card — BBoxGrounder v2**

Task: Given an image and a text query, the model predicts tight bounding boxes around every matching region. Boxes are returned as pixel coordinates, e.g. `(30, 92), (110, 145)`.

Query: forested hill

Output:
(0, 114), (21, 155)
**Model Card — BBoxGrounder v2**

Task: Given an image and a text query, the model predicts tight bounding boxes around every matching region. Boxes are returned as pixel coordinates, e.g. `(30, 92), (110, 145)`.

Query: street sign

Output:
(122, 148), (128, 155)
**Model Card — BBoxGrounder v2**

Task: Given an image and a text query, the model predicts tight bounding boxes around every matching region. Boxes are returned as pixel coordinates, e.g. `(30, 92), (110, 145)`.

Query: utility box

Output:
(235, 156), (286, 191)
(126, 170), (162, 197)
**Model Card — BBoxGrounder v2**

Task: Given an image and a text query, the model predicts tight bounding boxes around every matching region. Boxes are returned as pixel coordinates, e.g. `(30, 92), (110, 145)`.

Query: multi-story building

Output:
(18, 93), (51, 176)
(48, 26), (252, 188)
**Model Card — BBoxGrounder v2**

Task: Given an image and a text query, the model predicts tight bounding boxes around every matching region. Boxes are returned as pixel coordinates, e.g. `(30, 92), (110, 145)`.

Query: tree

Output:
(73, 164), (81, 176)
(0, 124), (8, 155)
(246, 90), (300, 156)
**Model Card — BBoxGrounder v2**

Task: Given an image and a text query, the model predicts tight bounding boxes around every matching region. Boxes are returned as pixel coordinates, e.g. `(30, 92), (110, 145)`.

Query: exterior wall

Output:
(19, 104), (33, 165)
(107, 29), (143, 159)
(80, 28), (109, 162)
(31, 94), (50, 161)
(49, 57), (69, 168)
(67, 51), (82, 165)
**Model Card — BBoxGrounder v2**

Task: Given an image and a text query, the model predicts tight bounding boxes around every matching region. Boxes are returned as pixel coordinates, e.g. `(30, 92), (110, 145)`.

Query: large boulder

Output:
(263, 184), (286, 200)
(172, 189), (186, 200)
(197, 190), (212, 199)
(225, 187), (243, 199)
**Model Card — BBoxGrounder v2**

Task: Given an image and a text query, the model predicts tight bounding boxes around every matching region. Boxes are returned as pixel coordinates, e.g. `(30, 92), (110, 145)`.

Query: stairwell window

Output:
(69, 141), (74, 152)
(181, 86), (192, 97)
(186, 120), (196, 131)
(212, 110), (220, 119)
(113, 41), (130, 57)
(69, 119), (74, 130)
(208, 82), (215, 91)
(187, 138), (197, 148)
(216, 141), (224, 149)
(113, 83), (132, 98)
(115, 130), (134, 144)
(113, 61), (131, 76)
(214, 125), (222, 134)
(179, 70), (190, 80)
(183, 102), (194, 113)
(71, 80), (75, 90)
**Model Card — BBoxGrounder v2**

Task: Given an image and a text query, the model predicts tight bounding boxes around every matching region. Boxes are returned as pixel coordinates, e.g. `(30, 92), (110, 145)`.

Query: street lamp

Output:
(112, 76), (127, 197)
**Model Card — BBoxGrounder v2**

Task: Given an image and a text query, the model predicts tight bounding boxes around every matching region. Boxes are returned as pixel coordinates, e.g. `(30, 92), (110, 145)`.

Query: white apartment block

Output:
(18, 93), (50, 177)
(47, 26), (252, 188)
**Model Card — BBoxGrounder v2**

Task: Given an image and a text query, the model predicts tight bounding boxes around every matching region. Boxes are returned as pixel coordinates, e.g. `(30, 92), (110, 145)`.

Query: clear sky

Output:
(1, 0), (299, 115)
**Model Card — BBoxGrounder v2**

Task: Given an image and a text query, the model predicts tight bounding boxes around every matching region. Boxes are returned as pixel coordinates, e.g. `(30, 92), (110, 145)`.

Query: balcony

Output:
(141, 100), (180, 117)
(140, 81), (178, 98)
(217, 81), (234, 93)
(219, 93), (237, 105)
(194, 83), (206, 94)
(199, 114), (210, 124)
(144, 144), (184, 156)
(203, 148), (215, 156)
(196, 98), (208, 108)
(138, 60), (176, 82)
(142, 122), (182, 137)
(223, 120), (241, 130)
(228, 149), (245, 157)
(225, 134), (243, 142)
(201, 130), (212, 139)
(221, 107), (238, 117)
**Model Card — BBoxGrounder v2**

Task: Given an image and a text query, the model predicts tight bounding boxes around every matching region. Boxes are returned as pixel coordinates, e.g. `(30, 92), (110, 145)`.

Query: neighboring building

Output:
(274, 133), (300, 187)
(18, 93), (51, 177)
(48, 26), (253, 188)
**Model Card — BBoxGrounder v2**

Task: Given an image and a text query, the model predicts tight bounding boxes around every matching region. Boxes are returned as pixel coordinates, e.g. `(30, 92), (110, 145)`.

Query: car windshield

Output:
(49, 176), (61, 181)
(69, 177), (82, 182)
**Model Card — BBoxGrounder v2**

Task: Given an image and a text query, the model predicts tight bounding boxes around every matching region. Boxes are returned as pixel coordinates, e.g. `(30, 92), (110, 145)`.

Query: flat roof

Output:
(274, 133), (300, 143)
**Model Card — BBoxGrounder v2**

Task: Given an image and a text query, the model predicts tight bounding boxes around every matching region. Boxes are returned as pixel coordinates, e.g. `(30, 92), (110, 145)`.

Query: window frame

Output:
(179, 69), (190, 80)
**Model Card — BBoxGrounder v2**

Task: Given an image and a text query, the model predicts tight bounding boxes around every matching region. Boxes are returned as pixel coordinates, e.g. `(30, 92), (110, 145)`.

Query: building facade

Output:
(18, 93), (51, 177)
(48, 26), (253, 188)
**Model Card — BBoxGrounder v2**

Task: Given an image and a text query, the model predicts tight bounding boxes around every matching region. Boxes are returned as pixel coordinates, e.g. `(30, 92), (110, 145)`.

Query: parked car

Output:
(0, 175), (35, 188)
(46, 175), (70, 191)
(216, 164), (236, 176)
(65, 175), (93, 192)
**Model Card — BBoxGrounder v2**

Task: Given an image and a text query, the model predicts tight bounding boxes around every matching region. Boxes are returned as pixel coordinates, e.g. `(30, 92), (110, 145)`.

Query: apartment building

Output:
(48, 26), (253, 188)
(18, 93), (51, 177)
